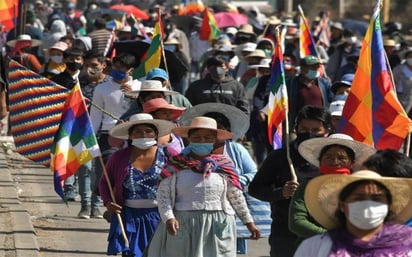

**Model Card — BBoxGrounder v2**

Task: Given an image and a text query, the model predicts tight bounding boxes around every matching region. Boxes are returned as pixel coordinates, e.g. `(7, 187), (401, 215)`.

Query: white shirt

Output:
(90, 77), (140, 132)
(157, 170), (253, 225)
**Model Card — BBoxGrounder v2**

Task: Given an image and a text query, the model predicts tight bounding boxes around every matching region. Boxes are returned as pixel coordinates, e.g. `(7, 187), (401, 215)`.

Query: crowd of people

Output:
(2, 0), (412, 256)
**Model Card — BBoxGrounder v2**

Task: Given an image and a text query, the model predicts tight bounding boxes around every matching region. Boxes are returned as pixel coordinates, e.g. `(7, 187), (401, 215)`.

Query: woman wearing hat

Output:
(288, 133), (375, 250)
(99, 113), (175, 257)
(294, 170), (412, 256)
(40, 41), (68, 78)
(180, 103), (272, 254)
(142, 97), (186, 156)
(146, 116), (261, 256)
(7, 34), (42, 73)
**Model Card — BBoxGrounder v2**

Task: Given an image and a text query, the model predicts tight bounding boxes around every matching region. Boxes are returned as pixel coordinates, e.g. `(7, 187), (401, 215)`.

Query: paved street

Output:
(0, 138), (270, 257)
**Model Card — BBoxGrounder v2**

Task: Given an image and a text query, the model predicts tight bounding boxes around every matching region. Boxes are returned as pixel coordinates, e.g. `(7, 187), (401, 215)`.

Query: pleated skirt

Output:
(107, 206), (160, 256)
(146, 210), (236, 257)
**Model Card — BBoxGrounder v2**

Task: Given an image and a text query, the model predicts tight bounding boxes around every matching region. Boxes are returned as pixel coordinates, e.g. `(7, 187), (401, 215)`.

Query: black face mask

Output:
(66, 62), (83, 71)
(209, 66), (226, 80)
(294, 132), (325, 147)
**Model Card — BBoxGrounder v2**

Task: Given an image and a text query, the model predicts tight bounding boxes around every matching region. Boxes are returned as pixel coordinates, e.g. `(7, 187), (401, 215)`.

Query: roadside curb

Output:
(0, 137), (40, 257)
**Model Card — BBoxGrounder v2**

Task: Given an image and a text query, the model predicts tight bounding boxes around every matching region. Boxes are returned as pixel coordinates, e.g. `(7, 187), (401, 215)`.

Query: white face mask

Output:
(50, 55), (63, 64)
(406, 58), (412, 66)
(347, 200), (388, 230)
(131, 138), (157, 150)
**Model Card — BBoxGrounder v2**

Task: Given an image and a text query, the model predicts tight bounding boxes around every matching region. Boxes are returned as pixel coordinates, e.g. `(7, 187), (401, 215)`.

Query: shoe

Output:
(103, 210), (112, 223)
(78, 206), (91, 219)
(91, 207), (103, 219)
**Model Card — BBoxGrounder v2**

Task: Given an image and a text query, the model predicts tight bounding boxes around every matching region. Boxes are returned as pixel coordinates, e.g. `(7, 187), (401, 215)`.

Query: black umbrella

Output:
(113, 40), (189, 81)
(169, 15), (202, 36)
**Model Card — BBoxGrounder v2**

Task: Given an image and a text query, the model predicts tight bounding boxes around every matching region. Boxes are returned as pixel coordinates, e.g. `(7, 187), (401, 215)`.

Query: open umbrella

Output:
(214, 12), (248, 28)
(113, 40), (189, 81)
(109, 4), (149, 20)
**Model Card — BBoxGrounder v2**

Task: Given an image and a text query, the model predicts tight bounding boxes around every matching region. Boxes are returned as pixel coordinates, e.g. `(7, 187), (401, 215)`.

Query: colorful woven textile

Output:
(8, 60), (69, 166)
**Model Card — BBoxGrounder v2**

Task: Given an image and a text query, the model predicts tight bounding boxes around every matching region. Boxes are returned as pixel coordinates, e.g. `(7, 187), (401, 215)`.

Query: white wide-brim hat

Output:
(7, 34), (42, 48)
(125, 80), (178, 98)
(173, 116), (233, 141)
(180, 103), (249, 141)
(305, 170), (412, 229)
(298, 133), (376, 168)
(110, 113), (175, 140)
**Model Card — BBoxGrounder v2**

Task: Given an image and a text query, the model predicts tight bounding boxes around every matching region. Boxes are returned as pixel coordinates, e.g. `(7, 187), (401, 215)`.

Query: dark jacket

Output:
(186, 74), (250, 115)
(286, 75), (332, 130)
(248, 143), (319, 227)
(51, 70), (77, 89)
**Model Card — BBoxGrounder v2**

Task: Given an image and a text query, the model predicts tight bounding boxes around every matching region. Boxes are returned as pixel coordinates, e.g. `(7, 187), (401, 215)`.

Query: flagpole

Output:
(275, 26), (297, 182)
(157, 9), (172, 90)
(88, 101), (123, 122)
(99, 157), (130, 250)
(261, 22), (270, 39)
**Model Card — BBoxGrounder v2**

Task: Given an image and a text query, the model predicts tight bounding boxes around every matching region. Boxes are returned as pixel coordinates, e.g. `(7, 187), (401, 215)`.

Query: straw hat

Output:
(172, 116), (233, 141)
(298, 133), (376, 168)
(305, 170), (412, 229)
(142, 98), (186, 121)
(237, 24), (256, 36)
(109, 113), (175, 140)
(7, 34), (42, 48)
(164, 37), (182, 49)
(246, 49), (266, 59)
(180, 103), (249, 141)
(125, 80), (178, 98)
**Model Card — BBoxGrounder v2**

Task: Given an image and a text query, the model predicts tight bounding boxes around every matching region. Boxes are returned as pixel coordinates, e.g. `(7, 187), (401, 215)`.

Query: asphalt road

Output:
(3, 147), (270, 257)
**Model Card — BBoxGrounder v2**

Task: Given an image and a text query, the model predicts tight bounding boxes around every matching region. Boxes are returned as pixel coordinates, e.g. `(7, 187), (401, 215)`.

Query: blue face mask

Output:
(305, 69), (319, 80)
(164, 44), (177, 52)
(333, 94), (348, 101)
(111, 69), (127, 82)
(188, 143), (214, 156)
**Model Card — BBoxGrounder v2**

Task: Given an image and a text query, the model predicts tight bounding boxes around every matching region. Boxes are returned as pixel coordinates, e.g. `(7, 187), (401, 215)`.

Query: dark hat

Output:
(94, 18), (107, 29)
(300, 56), (321, 66)
(331, 73), (354, 94)
(64, 46), (84, 57)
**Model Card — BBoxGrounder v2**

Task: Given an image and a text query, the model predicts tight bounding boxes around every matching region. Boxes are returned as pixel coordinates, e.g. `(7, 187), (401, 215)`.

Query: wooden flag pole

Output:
(284, 111), (297, 182)
(275, 27), (297, 182)
(157, 8), (172, 91)
(89, 101), (122, 122)
(99, 157), (130, 250)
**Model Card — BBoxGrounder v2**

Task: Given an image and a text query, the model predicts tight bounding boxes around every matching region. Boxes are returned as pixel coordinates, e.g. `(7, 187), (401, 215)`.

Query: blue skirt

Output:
(107, 206), (160, 256)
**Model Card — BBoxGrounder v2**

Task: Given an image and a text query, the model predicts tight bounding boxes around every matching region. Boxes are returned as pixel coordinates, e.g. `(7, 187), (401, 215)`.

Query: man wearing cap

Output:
(186, 56), (250, 116)
(286, 55), (332, 130)
(51, 46), (84, 89)
(330, 73), (354, 102)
